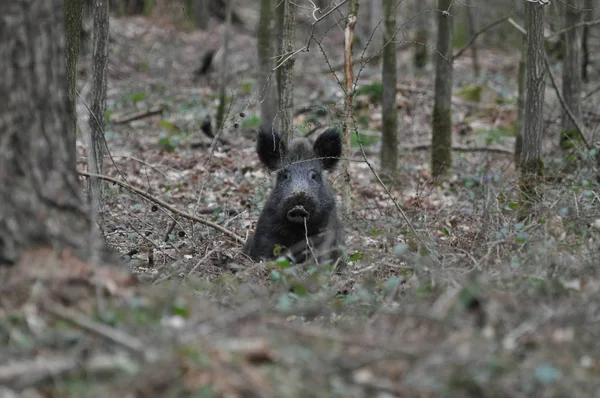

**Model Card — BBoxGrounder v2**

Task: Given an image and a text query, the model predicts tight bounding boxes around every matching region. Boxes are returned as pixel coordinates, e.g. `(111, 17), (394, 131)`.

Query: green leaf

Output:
(275, 256), (291, 268)
(393, 243), (409, 256)
(348, 252), (364, 262)
(270, 270), (281, 281)
(534, 364), (561, 384)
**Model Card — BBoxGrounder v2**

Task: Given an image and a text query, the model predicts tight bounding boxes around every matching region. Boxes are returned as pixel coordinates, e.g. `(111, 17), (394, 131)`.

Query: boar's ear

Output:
(314, 128), (342, 171)
(257, 126), (286, 171)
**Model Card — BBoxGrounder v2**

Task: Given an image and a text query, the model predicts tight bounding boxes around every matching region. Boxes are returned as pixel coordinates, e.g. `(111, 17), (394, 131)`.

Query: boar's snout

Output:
(283, 193), (316, 224)
(287, 205), (309, 223)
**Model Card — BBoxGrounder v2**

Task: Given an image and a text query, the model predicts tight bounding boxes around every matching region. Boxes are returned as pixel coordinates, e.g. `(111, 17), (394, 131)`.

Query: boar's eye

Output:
(280, 170), (291, 181)
(309, 170), (318, 180)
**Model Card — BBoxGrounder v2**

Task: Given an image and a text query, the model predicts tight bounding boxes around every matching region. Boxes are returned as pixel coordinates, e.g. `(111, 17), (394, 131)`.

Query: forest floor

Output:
(3, 8), (600, 398)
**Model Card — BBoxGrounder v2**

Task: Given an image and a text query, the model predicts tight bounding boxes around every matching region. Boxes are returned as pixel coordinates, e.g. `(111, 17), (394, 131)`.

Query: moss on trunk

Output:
(431, 105), (452, 176)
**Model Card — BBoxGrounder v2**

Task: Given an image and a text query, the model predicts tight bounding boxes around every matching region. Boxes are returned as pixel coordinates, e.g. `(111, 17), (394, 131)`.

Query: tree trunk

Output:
(581, 0), (592, 82)
(64, 0), (85, 145)
(514, 48), (526, 168)
(369, 0), (383, 59)
(215, 0), (232, 131)
(519, 0), (546, 218)
(413, 0), (429, 72)
(465, 4), (480, 77)
(276, 0), (296, 145)
(0, 0), (113, 266)
(560, 0), (583, 151)
(341, 0), (359, 214)
(431, 0), (454, 177)
(257, 0), (277, 131)
(87, 0), (110, 223)
(192, 0), (210, 30)
(380, 0), (398, 178)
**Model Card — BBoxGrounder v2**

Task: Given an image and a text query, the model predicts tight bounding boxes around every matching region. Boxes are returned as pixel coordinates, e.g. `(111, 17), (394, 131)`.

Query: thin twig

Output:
(79, 171), (245, 244)
(543, 54), (591, 150)
(454, 16), (510, 59)
(547, 17), (600, 39)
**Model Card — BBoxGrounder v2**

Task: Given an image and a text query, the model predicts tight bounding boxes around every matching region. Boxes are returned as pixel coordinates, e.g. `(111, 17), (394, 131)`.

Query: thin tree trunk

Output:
(341, 0), (359, 214)
(215, 0), (232, 131)
(431, 0), (454, 177)
(581, 0), (592, 82)
(514, 48), (526, 168)
(560, 0), (583, 151)
(380, 0), (397, 178)
(519, 0), (546, 218)
(413, 0), (429, 72)
(369, 0), (383, 58)
(276, 0), (296, 145)
(0, 0), (113, 266)
(466, 5), (479, 77)
(88, 0), (109, 223)
(193, 0), (210, 30)
(257, 0), (277, 131)
(64, 0), (85, 145)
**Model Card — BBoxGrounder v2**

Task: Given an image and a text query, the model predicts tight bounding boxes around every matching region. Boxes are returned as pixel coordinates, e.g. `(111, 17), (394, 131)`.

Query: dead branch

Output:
(263, 317), (421, 357)
(547, 17), (600, 39)
(0, 353), (137, 390)
(79, 171), (245, 244)
(403, 143), (514, 155)
(42, 301), (148, 357)
(320, 43), (412, 73)
(454, 16), (510, 60)
(543, 54), (591, 150)
(112, 105), (164, 124)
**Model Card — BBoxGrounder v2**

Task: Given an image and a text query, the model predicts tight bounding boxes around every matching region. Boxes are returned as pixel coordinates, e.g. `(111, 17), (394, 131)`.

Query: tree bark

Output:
(215, 0), (232, 131)
(341, 0), (359, 214)
(369, 0), (383, 59)
(64, 0), (85, 145)
(87, 0), (109, 225)
(431, 0), (454, 177)
(380, 0), (398, 178)
(0, 0), (112, 266)
(413, 0), (429, 72)
(276, 0), (296, 145)
(465, 4), (479, 77)
(560, 0), (583, 151)
(257, 0), (277, 131)
(514, 48), (526, 168)
(519, 0), (546, 218)
(192, 0), (210, 29)
(581, 0), (592, 82)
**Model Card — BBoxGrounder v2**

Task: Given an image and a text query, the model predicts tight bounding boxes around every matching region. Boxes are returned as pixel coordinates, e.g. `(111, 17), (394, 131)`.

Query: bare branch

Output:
(454, 16), (510, 59)
(79, 171), (245, 244)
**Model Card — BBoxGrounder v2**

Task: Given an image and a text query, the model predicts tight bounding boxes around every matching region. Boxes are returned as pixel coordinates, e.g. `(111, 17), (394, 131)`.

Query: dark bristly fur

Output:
(243, 126), (346, 267)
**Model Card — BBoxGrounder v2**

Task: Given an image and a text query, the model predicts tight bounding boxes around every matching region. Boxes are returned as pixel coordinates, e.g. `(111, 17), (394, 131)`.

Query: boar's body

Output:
(243, 127), (345, 266)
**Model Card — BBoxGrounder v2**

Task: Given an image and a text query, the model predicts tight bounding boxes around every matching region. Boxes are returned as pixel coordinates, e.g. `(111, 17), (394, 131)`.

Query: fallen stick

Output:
(79, 171), (245, 244)
(112, 105), (164, 124)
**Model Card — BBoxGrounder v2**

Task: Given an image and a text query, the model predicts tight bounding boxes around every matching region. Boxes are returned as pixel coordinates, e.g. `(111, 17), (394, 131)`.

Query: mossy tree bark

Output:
(431, 0), (454, 177)
(519, 0), (546, 219)
(257, 0), (277, 131)
(275, 0), (296, 145)
(380, 0), (398, 178)
(559, 0), (583, 151)
(0, 0), (114, 266)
